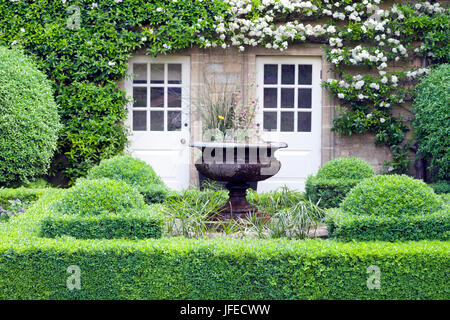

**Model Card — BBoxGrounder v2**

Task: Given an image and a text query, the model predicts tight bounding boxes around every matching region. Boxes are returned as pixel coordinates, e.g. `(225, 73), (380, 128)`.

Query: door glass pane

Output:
(151, 87), (164, 108)
(150, 64), (164, 84)
(297, 112), (311, 132)
(281, 112), (294, 132)
(263, 112), (277, 131)
(133, 111), (146, 131)
(298, 65), (312, 85)
(264, 64), (278, 84)
(281, 88), (294, 108)
(264, 88), (277, 108)
(133, 64), (147, 84)
(168, 111), (181, 131)
(298, 88), (312, 108)
(168, 64), (182, 84)
(281, 64), (295, 84)
(133, 87), (147, 108)
(150, 111), (164, 131)
(168, 87), (182, 108)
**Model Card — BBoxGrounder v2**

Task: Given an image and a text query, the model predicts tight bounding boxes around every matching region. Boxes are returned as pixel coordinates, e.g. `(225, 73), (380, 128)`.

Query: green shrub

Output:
(430, 180), (450, 194)
(305, 157), (374, 208)
(326, 208), (450, 241)
(40, 209), (164, 240)
(316, 157), (375, 180)
(247, 186), (305, 214)
(54, 178), (145, 216)
(0, 46), (60, 186)
(341, 175), (444, 217)
(86, 155), (167, 204)
(0, 188), (48, 209)
(413, 64), (450, 181)
(305, 177), (361, 208)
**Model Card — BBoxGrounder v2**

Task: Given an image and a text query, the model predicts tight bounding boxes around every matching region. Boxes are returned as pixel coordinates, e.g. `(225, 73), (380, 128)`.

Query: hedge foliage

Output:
(54, 178), (145, 216)
(341, 175), (444, 217)
(0, 187), (48, 208)
(0, 46), (60, 186)
(40, 209), (163, 240)
(326, 208), (450, 242)
(305, 157), (374, 208)
(413, 64), (450, 181)
(430, 180), (450, 195)
(0, 189), (448, 300)
(86, 155), (167, 204)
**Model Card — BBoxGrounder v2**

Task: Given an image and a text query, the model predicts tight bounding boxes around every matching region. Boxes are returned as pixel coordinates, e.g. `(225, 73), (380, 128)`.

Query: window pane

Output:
(168, 111), (181, 131)
(264, 88), (277, 108)
(151, 87), (164, 108)
(168, 64), (182, 84)
(298, 65), (312, 85)
(298, 88), (312, 108)
(297, 112), (311, 132)
(168, 87), (181, 108)
(133, 87), (147, 108)
(281, 88), (294, 108)
(151, 64), (164, 84)
(150, 111), (164, 131)
(281, 64), (295, 84)
(264, 64), (278, 84)
(133, 64), (147, 84)
(263, 112), (277, 131)
(133, 111), (146, 131)
(281, 112), (294, 132)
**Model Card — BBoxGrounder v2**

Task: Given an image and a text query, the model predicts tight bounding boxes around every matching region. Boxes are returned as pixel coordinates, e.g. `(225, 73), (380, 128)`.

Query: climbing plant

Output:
(0, 0), (447, 183)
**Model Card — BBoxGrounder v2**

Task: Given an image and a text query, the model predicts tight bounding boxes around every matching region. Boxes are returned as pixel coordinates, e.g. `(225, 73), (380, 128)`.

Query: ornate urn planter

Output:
(191, 141), (288, 219)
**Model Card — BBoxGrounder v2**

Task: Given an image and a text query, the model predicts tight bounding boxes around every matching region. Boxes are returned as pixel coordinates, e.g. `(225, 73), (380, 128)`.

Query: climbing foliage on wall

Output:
(0, 0), (448, 183)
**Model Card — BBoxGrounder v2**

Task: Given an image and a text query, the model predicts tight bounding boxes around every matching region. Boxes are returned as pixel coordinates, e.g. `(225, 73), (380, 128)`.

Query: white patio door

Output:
(256, 57), (322, 192)
(125, 56), (190, 190)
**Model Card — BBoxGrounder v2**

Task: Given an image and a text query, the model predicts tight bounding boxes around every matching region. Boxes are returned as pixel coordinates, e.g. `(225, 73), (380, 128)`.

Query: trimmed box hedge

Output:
(40, 210), (164, 240)
(305, 177), (361, 208)
(325, 208), (450, 242)
(0, 187), (48, 208)
(0, 189), (449, 300)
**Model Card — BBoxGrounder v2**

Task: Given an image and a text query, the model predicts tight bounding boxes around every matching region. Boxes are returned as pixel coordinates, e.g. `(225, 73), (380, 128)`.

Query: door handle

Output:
(180, 138), (186, 144)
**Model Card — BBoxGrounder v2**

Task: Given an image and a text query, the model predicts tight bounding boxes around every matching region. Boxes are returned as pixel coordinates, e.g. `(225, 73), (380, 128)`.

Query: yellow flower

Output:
(218, 115), (224, 120)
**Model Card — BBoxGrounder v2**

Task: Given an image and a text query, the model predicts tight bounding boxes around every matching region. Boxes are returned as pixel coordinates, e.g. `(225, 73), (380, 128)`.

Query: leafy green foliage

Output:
(305, 177), (362, 209)
(326, 207), (450, 241)
(0, 46), (60, 186)
(40, 209), (163, 240)
(340, 175), (444, 217)
(412, 64), (450, 181)
(86, 155), (167, 203)
(246, 186), (305, 215)
(430, 181), (450, 195)
(54, 178), (145, 216)
(316, 157), (375, 180)
(305, 157), (374, 208)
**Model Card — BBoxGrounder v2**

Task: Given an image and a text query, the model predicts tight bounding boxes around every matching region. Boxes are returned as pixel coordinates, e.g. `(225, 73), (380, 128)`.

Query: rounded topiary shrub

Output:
(340, 175), (444, 217)
(86, 155), (167, 203)
(413, 64), (450, 181)
(316, 157), (375, 180)
(0, 46), (60, 186)
(54, 178), (145, 216)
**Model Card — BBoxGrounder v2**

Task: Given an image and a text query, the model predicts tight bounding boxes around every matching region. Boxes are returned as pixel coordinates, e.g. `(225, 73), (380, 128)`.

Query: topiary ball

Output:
(0, 46), (60, 186)
(87, 155), (163, 187)
(316, 157), (375, 180)
(54, 178), (145, 216)
(340, 175), (444, 217)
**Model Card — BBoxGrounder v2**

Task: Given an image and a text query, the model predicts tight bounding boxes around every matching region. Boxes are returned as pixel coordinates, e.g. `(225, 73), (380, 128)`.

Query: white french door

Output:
(256, 57), (322, 192)
(125, 56), (190, 190)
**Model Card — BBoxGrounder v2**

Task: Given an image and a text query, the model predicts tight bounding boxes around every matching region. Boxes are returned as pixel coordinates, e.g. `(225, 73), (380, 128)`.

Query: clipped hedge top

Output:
(316, 157), (375, 180)
(0, 46), (60, 186)
(54, 178), (145, 216)
(86, 155), (164, 190)
(340, 174), (444, 217)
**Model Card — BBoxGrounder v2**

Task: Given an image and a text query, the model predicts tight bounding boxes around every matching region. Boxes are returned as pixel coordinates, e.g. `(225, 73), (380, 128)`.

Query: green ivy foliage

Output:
(412, 64), (450, 181)
(0, 46), (60, 186)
